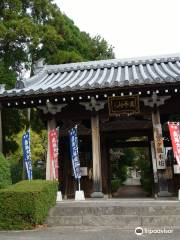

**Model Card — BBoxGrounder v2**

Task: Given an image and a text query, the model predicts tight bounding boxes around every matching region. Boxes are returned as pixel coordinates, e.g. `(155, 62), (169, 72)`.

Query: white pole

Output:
(78, 178), (81, 191)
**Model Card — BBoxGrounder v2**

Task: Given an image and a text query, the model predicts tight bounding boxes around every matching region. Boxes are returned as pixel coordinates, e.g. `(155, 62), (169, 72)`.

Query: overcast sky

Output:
(54, 0), (180, 59)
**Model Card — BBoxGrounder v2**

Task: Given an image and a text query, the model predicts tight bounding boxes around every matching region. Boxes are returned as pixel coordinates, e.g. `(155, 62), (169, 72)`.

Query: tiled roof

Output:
(1, 53), (180, 98)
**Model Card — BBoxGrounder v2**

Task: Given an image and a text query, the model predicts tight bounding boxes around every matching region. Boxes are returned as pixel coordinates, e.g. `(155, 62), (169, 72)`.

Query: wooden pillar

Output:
(152, 109), (162, 197)
(152, 109), (166, 170)
(150, 141), (158, 197)
(46, 118), (56, 180)
(152, 109), (170, 197)
(0, 107), (2, 153)
(91, 113), (104, 198)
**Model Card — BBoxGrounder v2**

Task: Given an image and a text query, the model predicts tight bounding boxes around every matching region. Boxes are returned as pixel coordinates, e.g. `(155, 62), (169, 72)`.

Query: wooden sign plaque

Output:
(108, 95), (140, 117)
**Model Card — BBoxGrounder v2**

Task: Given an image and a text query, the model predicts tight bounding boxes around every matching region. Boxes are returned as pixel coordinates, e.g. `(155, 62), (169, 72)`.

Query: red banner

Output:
(168, 122), (180, 166)
(49, 129), (59, 180)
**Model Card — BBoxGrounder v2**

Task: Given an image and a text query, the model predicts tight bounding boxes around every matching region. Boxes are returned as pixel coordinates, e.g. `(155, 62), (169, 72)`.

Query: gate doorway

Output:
(109, 138), (153, 198)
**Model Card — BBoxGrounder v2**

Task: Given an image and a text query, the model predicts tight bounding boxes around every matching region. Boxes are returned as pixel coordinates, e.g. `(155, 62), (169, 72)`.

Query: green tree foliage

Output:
(134, 148), (153, 194)
(0, 0), (115, 182)
(8, 129), (47, 183)
(110, 147), (153, 195)
(10, 129), (47, 163)
(111, 148), (135, 181)
(0, 153), (12, 189)
(0, 0), (114, 75)
(0, 0), (114, 153)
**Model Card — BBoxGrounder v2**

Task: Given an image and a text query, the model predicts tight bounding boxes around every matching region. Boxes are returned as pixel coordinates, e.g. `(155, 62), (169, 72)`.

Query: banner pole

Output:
(27, 108), (31, 181)
(78, 178), (81, 191)
(69, 125), (85, 200)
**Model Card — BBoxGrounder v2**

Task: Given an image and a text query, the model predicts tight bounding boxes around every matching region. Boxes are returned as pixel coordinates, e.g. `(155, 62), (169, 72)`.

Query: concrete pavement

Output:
(0, 226), (180, 240)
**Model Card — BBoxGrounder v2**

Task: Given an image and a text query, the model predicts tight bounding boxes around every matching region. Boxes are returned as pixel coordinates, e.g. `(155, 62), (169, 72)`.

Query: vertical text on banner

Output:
(168, 122), (180, 166)
(69, 126), (81, 179)
(49, 129), (59, 180)
(22, 129), (33, 180)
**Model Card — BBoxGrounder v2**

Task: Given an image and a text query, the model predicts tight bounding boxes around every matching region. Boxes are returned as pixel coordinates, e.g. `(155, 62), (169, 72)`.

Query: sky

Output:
(54, 0), (180, 59)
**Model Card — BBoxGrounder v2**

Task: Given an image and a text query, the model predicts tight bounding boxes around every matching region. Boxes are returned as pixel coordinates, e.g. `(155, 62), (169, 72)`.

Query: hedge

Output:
(0, 180), (58, 230)
(0, 153), (12, 189)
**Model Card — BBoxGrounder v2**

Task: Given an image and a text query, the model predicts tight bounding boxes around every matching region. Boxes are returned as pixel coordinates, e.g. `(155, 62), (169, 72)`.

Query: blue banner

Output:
(22, 130), (33, 180)
(69, 126), (81, 179)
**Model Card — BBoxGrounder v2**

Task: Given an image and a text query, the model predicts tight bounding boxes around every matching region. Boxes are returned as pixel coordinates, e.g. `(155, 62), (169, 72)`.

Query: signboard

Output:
(80, 167), (88, 176)
(174, 165), (180, 174)
(69, 126), (81, 179)
(22, 129), (33, 180)
(72, 167), (88, 177)
(153, 124), (166, 169)
(165, 147), (173, 159)
(168, 122), (180, 166)
(49, 129), (59, 180)
(108, 95), (140, 116)
(155, 138), (166, 169)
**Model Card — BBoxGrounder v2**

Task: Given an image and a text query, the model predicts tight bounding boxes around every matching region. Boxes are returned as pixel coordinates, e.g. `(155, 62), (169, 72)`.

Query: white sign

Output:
(174, 165), (180, 174)
(80, 167), (88, 176)
(156, 153), (166, 170)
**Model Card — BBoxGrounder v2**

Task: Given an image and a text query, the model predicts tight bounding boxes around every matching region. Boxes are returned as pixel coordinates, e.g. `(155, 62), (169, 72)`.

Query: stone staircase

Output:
(46, 199), (180, 229)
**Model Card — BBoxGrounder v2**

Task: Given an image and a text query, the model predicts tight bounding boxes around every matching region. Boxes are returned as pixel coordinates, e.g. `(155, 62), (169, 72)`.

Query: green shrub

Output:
(8, 155), (23, 184)
(0, 153), (12, 189)
(0, 180), (58, 230)
(140, 177), (153, 194)
(111, 179), (122, 193)
(8, 153), (46, 184)
(32, 166), (46, 180)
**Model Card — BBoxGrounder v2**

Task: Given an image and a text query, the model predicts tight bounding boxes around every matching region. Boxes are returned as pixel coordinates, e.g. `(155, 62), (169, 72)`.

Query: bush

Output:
(140, 177), (153, 194)
(33, 166), (46, 180)
(9, 155), (23, 184)
(0, 153), (12, 189)
(111, 179), (122, 193)
(0, 180), (58, 230)
(8, 154), (46, 184)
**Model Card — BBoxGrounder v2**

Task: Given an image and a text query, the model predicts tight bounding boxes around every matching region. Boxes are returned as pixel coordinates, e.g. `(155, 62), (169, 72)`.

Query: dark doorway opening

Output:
(109, 138), (153, 198)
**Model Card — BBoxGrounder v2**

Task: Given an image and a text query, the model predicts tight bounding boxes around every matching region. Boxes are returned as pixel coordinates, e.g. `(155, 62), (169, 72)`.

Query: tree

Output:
(8, 128), (47, 183)
(0, 0), (114, 75)
(0, 0), (115, 180)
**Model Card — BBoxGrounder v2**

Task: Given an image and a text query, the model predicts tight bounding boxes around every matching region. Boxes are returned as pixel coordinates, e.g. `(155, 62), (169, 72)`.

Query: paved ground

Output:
(0, 226), (180, 240)
(113, 185), (148, 198)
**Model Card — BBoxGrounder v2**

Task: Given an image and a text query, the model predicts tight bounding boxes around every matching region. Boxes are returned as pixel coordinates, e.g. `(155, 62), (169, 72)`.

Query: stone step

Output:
(46, 200), (180, 228)
(47, 215), (140, 228)
(49, 205), (180, 216)
(46, 215), (180, 228)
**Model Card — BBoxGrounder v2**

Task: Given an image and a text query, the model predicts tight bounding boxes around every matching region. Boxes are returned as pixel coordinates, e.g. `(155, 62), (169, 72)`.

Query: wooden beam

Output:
(108, 141), (149, 148)
(104, 130), (153, 139)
